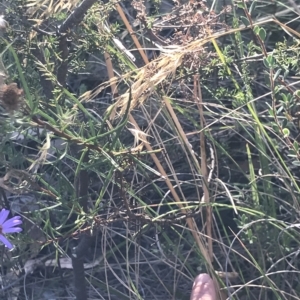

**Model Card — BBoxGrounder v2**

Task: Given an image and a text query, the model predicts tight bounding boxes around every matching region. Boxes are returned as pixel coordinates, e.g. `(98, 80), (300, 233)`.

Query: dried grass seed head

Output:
(0, 83), (24, 112)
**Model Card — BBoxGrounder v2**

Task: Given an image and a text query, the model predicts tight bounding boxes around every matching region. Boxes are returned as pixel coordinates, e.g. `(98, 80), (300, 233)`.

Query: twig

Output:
(72, 150), (91, 300)
(31, 115), (111, 155)
(57, 35), (69, 87)
(59, 0), (98, 34)
(72, 235), (93, 300)
(75, 149), (90, 213)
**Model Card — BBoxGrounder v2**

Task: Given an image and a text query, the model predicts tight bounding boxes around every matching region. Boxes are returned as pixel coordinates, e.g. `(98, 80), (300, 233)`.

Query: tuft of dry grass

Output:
(84, 17), (292, 119)
(25, 0), (79, 17)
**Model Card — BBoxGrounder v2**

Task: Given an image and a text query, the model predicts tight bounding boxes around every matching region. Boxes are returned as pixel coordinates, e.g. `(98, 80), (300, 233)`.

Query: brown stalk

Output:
(115, 3), (149, 64)
(104, 52), (118, 94)
(193, 75), (213, 261)
(162, 95), (225, 300)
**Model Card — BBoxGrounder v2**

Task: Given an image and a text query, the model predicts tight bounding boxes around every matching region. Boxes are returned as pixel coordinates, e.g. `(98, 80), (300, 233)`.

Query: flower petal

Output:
(2, 220), (22, 228)
(0, 234), (13, 249)
(3, 226), (22, 234)
(2, 217), (22, 229)
(0, 209), (9, 225)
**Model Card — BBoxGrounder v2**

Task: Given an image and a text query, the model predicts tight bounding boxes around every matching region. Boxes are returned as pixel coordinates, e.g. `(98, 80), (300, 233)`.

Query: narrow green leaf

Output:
(249, 0), (257, 15)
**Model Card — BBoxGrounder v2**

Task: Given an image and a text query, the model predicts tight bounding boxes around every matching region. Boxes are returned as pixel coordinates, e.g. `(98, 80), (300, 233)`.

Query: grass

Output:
(0, 0), (300, 299)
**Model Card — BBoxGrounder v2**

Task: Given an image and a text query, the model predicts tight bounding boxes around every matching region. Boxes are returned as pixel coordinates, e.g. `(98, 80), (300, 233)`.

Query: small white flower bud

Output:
(0, 15), (7, 37)
(0, 15), (7, 30)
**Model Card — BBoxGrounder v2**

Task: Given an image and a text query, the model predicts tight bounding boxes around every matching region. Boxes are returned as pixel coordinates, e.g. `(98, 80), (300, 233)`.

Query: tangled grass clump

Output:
(0, 0), (300, 299)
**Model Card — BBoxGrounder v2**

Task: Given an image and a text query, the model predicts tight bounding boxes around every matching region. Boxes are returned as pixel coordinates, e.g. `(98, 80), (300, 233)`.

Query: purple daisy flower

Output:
(0, 209), (22, 249)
